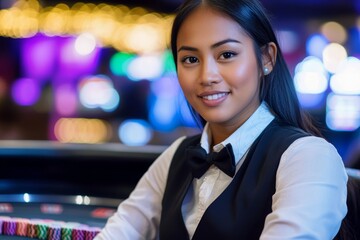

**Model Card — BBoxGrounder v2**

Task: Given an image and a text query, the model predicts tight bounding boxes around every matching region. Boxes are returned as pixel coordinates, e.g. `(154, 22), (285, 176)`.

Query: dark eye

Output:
(181, 56), (199, 64)
(219, 52), (237, 60)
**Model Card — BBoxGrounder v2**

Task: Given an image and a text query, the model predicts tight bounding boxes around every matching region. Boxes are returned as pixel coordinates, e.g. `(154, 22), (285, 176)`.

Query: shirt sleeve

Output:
(94, 137), (185, 240)
(260, 136), (348, 240)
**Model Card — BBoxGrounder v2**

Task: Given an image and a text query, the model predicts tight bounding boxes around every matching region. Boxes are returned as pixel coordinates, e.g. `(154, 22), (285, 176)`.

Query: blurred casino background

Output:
(0, 0), (360, 166)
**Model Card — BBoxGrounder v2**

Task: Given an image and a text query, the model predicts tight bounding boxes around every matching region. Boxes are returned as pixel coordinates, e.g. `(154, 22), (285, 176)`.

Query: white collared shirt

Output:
(95, 102), (348, 240)
(182, 102), (277, 238)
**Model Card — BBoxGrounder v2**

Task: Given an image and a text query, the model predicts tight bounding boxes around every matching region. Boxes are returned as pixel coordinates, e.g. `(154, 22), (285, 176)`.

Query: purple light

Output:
(150, 75), (180, 97)
(11, 78), (41, 106)
(21, 34), (57, 82)
(58, 37), (100, 80)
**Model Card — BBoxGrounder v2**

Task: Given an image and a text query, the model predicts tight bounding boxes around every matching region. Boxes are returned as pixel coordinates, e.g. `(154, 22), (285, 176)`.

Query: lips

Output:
(201, 92), (228, 101)
(198, 91), (229, 107)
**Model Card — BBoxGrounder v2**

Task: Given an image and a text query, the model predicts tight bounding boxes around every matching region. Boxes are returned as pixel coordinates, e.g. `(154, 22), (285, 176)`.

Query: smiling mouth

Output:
(201, 92), (229, 101)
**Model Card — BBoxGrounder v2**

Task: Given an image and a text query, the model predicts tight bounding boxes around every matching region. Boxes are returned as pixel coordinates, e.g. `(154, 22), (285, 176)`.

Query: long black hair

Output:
(171, 0), (321, 136)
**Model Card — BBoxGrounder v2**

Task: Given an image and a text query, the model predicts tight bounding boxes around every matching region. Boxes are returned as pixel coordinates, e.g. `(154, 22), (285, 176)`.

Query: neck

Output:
(208, 102), (262, 146)
(209, 123), (240, 146)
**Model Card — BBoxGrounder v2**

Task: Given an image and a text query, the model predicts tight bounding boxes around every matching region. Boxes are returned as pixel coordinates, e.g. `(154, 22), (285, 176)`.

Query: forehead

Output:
(177, 6), (250, 46)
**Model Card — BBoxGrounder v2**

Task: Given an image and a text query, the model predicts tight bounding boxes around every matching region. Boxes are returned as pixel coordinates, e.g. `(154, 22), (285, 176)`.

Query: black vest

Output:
(159, 120), (309, 240)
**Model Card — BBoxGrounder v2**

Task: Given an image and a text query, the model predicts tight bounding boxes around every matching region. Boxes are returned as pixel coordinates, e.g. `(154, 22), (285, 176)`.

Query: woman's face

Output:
(176, 6), (263, 130)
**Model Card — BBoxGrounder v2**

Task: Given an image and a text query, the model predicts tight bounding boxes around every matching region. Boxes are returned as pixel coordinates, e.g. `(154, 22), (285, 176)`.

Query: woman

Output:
(95, 0), (348, 239)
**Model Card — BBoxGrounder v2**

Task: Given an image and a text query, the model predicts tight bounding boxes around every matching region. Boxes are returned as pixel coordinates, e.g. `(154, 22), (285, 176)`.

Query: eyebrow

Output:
(177, 39), (241, 52)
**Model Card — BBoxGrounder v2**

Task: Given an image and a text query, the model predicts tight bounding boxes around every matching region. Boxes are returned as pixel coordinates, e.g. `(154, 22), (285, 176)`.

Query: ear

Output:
(261, 42), (277, 75)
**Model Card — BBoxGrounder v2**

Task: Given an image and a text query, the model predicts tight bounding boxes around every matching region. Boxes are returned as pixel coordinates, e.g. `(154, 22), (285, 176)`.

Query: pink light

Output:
(55, 84), (78, 116)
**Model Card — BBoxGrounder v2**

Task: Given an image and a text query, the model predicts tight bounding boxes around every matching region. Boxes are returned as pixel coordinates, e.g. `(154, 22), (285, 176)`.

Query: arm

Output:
(95, 137), (185, 240)
(260, 136), (348, 240)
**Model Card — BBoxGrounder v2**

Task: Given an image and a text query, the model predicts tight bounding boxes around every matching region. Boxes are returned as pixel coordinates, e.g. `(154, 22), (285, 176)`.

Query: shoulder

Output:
(266, 136), (347, 239)
(283, 136), (341, 162)
(279, 136), (347, 183)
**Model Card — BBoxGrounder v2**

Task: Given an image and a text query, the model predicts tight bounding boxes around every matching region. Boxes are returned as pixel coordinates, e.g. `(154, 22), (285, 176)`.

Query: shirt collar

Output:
(200, 102), (275, 165)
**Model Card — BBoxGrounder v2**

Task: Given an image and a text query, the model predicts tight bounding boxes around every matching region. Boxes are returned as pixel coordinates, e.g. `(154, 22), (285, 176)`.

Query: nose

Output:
(199, 58), (221, 86)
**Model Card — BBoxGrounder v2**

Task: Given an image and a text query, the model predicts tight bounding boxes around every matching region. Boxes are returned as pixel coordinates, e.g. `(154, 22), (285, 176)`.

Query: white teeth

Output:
(202, 93), (227, 100)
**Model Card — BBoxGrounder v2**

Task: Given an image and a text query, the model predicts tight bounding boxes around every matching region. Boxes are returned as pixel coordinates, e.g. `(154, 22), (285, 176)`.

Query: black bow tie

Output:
(186, 143), (236, 179)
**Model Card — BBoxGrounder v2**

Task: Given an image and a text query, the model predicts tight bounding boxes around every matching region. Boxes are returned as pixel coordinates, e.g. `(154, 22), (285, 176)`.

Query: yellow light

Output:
(0, 0), (175, 53)
(320, 21), (347, 44)
(54, 118), (111, 143)
(125, 23), (164, 53)
(13, 0), (40, 10)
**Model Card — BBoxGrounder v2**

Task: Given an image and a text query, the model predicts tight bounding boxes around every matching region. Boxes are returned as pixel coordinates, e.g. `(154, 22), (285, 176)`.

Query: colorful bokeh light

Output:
(55, 84), (78, 116)
(74, 33), (97, 56)
(326, 93), (360, 131)
(330, 57), (360, 95)
(78, 75), (120, 112)
(109, 52), (135, 76)
(118, 119), (153, 146)
(306, 34), (329, 58)
(11, 77), (41, 106)
(54, 117), (111, 143)
(127, 54), (164, 81)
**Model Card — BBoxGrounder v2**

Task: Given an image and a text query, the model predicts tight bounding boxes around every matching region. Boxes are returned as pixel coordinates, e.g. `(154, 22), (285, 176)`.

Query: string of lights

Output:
(0, 0), (174, 53)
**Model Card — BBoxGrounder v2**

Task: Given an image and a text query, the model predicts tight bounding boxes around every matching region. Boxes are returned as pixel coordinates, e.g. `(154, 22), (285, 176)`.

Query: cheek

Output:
(178, 66), (196, 84)
(225, 63), (258, 87)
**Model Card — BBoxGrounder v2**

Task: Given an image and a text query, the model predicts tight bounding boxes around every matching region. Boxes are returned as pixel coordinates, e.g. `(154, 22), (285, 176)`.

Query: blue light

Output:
(118, 119), (153, 146)
(148, 96), (179, 131)
(178, 94), (197, 127)
(306, 34), (329, 58)
(23, 193), (30, 203)
(148, 75), (182, 131)
(297, 92), (325, 109)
